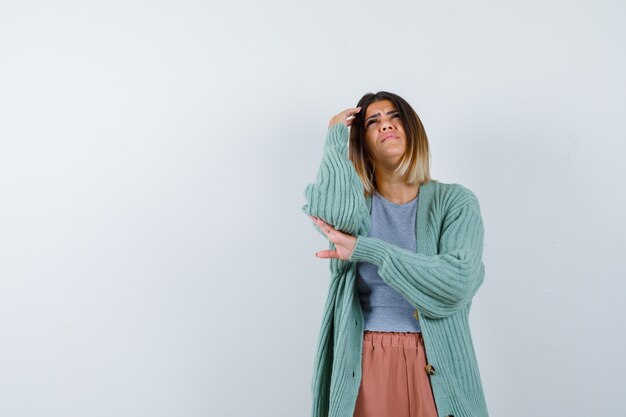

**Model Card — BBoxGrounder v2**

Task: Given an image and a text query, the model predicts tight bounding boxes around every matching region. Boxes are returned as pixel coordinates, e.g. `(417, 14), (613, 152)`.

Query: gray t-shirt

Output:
(356, 191), (421, 332)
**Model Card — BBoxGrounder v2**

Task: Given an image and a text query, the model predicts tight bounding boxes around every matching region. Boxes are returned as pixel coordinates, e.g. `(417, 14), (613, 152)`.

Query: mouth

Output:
(381, 134), (398, 143)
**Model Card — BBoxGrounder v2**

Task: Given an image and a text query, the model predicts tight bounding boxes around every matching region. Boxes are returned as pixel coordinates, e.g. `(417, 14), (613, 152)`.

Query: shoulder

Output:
(427, 180), (481, 212)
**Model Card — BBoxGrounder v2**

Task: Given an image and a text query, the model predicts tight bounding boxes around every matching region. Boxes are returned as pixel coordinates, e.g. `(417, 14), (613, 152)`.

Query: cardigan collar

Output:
(365, 180), (436, 212)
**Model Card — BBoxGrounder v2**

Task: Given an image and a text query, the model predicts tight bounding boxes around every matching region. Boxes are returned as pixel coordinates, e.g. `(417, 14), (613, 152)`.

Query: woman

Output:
(303, 91), (489, 417)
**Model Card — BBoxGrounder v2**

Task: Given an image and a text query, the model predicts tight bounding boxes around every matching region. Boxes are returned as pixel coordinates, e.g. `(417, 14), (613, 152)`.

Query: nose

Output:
(380, 116), (395, 131)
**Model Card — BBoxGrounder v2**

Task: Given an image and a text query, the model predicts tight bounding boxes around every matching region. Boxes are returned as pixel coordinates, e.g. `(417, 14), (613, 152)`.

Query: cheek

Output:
(397, 126), (407, 141)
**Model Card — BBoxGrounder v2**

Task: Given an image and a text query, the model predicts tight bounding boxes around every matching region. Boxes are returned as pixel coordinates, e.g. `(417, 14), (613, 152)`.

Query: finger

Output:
(310, 215), (329, 229)
(315, 249), (338, 259)
(318, 224), (333, 235)
(346, 108), (361, 126)
(320, 222), (334, 235)
(345, 107), (361, 118)
(311, 219), (342, 244)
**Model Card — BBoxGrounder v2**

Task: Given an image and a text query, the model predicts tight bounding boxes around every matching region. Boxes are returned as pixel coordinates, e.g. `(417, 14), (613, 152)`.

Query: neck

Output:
(374, 169), (420, 205)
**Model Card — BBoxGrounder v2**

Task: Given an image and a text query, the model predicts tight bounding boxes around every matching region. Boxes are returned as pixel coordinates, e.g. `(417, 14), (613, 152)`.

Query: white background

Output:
(1, 1), (624, 416)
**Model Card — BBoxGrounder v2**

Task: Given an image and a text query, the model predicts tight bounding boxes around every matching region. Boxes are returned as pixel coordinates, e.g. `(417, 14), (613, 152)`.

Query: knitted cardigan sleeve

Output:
(349, 188), (485, 319)
(302, 123), (369, 236)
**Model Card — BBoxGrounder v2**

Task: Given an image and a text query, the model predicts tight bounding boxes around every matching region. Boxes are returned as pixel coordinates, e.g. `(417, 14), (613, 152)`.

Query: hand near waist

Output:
(308, 215), (357, 260)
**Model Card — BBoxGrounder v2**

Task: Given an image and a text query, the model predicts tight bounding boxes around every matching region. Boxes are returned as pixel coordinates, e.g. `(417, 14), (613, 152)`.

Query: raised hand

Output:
(328, 107), (361, 128)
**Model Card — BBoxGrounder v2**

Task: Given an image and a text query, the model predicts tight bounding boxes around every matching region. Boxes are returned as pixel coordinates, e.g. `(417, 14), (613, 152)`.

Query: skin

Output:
(309, 100), (420, 260)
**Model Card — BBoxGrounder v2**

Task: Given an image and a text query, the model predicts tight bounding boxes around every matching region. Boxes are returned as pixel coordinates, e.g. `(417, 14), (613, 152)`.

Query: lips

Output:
(381, 133), (398, 143)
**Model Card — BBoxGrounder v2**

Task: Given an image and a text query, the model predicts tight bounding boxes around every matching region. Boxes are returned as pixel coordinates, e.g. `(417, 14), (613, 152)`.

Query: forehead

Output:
(365, 99), (397, 118)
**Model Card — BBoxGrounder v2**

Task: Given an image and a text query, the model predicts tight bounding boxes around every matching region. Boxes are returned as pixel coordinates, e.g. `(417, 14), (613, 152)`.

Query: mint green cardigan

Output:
(302, 123), (489, 417)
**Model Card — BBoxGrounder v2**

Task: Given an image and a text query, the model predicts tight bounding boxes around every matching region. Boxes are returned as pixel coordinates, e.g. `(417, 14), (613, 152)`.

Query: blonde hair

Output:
(349, 91), (432, 196)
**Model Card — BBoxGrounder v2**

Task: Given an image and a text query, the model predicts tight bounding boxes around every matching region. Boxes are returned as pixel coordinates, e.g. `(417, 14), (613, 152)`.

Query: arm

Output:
(348, 190), (485, 319)
(302, 123), (369, 236)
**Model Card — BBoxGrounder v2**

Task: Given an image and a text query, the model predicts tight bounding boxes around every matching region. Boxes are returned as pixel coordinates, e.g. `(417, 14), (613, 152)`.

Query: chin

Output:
(384, 149), (405, 160)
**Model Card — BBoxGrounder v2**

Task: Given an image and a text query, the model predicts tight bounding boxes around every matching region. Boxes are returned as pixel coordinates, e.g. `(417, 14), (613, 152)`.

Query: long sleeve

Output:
(348, 189), (485, 319)
(302, 123), (369, 236)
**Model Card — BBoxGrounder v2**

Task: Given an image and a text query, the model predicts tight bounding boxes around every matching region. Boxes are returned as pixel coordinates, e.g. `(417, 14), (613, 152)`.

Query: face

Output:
(363, 100), (407, 167)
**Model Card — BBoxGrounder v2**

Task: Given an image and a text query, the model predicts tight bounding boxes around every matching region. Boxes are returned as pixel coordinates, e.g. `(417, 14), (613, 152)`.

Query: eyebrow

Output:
(365, 110), (400, 122)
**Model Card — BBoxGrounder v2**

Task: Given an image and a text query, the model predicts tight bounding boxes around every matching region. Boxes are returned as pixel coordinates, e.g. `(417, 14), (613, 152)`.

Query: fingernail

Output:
(315, 252), (319, 257)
